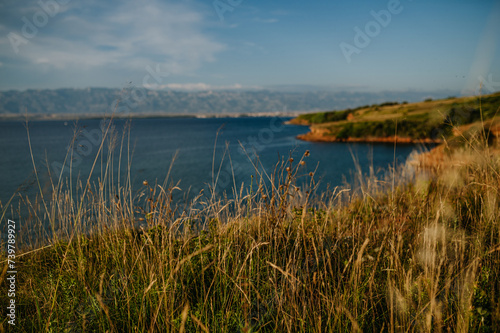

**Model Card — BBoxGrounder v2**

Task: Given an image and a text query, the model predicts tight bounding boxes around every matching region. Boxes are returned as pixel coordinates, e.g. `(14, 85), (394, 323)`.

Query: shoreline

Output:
(295, 126), (442, 144)
(0, 111), (300, 122)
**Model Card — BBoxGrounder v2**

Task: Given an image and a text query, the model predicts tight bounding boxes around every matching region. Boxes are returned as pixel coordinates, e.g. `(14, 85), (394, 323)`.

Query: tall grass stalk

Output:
(0, 115), (499, 332)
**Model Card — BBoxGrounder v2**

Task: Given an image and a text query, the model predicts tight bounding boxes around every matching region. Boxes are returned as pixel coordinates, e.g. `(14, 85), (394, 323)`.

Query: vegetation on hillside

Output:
(1, 116), (500, 331)
(293, 92), (500, 141)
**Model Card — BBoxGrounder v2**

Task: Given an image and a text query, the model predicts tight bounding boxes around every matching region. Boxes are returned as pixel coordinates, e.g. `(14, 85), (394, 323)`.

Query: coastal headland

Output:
(289, 92), (500, 144)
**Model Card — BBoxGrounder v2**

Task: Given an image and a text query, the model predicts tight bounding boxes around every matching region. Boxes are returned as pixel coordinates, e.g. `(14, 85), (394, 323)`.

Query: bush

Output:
(298, 109), (353, 124)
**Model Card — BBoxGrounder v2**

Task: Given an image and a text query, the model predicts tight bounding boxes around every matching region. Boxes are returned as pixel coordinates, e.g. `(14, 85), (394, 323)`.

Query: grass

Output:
(292, 92), (500, 141)
(1, 108), (500, 332)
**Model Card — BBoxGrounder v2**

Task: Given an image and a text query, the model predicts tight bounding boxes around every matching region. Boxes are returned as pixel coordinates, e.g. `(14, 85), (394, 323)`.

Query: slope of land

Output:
(290, 92), (500, 143)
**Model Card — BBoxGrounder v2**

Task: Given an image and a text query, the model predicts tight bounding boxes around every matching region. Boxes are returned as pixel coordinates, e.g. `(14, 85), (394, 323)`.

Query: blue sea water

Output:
(0, 116), (428, 210)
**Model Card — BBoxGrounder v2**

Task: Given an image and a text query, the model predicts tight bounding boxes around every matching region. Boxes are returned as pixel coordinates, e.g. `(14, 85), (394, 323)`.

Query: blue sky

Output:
(0, 0), (499, 94)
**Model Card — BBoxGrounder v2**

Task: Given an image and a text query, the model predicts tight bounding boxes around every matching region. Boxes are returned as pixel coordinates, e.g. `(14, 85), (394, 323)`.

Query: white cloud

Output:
(3, 0), (225, 75)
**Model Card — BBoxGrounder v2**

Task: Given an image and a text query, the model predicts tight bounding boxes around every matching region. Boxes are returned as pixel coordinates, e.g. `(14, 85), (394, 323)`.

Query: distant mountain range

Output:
(0, 88), (460, 118)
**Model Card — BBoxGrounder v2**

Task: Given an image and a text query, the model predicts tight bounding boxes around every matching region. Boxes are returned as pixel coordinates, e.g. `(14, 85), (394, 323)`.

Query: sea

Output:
(0, 116), (431, 221)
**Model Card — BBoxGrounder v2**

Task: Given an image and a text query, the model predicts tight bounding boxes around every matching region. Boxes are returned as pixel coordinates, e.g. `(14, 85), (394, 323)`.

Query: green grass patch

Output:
(294, 92), (500, 141)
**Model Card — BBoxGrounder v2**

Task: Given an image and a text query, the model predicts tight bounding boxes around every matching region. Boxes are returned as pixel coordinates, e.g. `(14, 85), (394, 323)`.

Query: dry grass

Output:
(0, 116), (499, 332)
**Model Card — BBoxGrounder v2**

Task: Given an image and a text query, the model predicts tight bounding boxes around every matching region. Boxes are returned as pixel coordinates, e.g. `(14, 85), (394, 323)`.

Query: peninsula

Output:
(290, 92), (500, 144)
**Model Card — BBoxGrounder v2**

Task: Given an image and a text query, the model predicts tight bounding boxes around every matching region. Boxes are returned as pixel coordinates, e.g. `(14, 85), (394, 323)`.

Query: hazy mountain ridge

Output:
(0, 88), (459, 116)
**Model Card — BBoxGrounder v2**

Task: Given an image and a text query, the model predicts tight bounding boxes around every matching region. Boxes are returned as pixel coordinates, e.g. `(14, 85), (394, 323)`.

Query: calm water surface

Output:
(0, 116), (429, 208)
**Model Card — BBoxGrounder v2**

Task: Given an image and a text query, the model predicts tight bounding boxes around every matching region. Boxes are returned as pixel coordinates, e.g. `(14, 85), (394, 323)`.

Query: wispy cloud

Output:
(1, 0), (498, 92)
(0, 0), (225, 86)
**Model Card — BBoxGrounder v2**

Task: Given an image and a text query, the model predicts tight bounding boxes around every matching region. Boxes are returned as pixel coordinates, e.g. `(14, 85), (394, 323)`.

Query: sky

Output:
(0, 0), (499, 94)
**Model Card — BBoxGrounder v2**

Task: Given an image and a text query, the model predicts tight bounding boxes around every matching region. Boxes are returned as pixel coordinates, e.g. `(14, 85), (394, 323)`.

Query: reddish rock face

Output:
(297, 129), (442, 144)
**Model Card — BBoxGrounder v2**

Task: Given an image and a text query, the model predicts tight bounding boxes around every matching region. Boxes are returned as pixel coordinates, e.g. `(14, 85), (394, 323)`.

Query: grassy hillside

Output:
(291, 92), (500, 142)
(1, 122), (500, 331)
